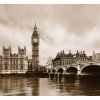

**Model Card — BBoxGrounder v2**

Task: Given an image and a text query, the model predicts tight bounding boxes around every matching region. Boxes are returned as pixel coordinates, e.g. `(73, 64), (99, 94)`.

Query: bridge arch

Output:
(57, 68), (64, 74)
(48, 69), (51, 73)
(81, 64), (100, 75)
(51, 69), (56, 73)
(66, 66), (78, 75)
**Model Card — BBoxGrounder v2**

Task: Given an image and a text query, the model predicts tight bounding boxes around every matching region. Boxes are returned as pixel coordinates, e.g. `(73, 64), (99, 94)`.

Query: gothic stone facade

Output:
(0, 46), (28, 74)
(0, 23), (40, 74)
(52, 50), (90, 67)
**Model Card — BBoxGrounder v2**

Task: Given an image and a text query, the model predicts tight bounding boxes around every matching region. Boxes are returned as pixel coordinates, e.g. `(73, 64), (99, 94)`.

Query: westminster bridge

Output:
(45, 61), (100, 76)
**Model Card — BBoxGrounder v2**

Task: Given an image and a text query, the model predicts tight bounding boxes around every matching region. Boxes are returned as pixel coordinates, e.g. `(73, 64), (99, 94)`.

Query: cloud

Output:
(1, 5), (100, 36)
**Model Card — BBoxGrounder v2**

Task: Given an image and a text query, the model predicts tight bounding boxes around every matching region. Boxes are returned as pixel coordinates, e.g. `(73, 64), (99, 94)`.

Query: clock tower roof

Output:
(34, 22), (37, 31)
(32, 22), (39, 38)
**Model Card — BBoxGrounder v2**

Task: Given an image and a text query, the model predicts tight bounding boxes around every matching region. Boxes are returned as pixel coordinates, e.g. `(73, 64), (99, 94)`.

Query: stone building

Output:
(0, 55), (2, 72)
(0, 46), (28, 74)
(92, 51), (100, 62)
(52, 50), (89, 67)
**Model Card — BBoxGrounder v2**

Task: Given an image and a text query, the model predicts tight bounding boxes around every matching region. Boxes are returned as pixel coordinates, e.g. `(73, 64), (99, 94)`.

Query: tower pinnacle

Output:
(34, 22), (37, 31)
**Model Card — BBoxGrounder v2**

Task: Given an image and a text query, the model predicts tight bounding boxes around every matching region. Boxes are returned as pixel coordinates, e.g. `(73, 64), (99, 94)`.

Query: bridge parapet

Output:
(51, 66), (66, 71)
(46, 61), (100, 74)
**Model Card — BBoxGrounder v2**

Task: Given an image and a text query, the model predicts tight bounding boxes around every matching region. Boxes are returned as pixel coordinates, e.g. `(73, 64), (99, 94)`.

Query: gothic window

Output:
(5, 65), (7, 70)
(16, 66), (18, 69)
(65, 60), (66, 65)
(63, 60), (64, 65)
(21, 66), (23, 70)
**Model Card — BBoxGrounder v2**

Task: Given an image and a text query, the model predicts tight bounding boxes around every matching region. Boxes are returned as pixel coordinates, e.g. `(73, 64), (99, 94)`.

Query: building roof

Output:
(53, 50), (88, 61)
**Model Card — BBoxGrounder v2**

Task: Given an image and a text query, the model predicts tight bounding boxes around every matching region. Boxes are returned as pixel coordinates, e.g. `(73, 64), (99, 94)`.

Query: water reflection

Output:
(79, 75), (100, 96)
(48, 75), (78, 96)
(0, 75), (100, 95)
(0, 76), (39, 96)
(26, 77), (39, 96)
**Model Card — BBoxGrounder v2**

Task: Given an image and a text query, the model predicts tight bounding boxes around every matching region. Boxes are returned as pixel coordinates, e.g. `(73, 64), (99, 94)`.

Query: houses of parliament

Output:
(0, 23), (40, 74)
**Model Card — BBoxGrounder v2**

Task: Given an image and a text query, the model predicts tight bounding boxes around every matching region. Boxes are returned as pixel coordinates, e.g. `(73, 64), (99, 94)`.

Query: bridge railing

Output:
(45, 61), (100, 72)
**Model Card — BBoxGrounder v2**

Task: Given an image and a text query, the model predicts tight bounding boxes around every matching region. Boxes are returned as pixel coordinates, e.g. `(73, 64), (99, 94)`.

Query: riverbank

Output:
(0, 72), (49, 78)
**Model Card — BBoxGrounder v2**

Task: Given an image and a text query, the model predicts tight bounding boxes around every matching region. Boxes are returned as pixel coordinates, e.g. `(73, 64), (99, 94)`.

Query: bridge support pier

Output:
(57, 73), (63, 82)
(49, 73), (50, 80)
(78, 64), (81, 75)
(57, 73), (59, 83)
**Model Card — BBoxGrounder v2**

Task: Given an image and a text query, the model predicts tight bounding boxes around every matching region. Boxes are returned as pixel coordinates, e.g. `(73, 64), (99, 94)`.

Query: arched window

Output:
(21, 66), (23, 70)
(5, 62), (8, 70)
(5, 65), (7, 70)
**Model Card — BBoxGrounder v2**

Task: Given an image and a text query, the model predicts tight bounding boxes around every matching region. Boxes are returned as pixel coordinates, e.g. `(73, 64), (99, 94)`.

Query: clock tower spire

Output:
(31, 22), (39, 72)
(34, 22), (37, 31)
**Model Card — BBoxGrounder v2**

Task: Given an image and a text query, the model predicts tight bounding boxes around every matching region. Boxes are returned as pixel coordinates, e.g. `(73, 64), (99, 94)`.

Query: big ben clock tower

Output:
(31, 23), (39, 71)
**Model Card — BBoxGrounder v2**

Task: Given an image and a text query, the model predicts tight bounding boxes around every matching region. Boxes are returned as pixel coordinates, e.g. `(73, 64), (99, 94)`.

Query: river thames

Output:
(0, 76), (100, 96)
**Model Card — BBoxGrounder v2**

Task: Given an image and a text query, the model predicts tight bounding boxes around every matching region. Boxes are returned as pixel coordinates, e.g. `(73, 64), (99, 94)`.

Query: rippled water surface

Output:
(0, 76), (100, 96)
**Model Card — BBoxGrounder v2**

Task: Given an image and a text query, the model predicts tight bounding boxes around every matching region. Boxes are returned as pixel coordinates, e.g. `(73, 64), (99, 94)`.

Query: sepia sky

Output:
(0, 4), (100, 65)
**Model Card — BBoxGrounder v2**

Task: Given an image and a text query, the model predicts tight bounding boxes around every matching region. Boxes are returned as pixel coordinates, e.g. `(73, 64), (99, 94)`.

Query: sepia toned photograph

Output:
(0, 4), (100, 96)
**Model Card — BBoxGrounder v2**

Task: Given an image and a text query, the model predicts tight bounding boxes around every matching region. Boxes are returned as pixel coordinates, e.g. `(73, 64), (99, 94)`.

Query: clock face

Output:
(33, 38), (38, 43)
